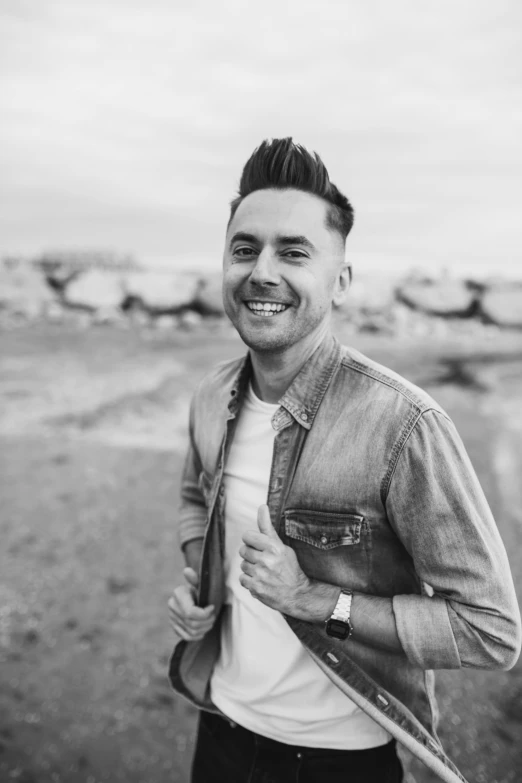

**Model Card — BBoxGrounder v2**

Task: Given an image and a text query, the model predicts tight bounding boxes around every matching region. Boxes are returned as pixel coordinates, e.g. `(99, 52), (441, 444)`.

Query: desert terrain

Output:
(1, 317), (522, 783)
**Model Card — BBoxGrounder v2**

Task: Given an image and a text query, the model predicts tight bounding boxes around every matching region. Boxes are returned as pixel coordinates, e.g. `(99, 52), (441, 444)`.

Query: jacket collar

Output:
(228, 333), (342, 430)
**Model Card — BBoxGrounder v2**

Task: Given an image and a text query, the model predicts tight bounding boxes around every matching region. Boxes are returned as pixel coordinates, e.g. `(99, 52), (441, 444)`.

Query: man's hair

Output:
(229, 137), (354, 241)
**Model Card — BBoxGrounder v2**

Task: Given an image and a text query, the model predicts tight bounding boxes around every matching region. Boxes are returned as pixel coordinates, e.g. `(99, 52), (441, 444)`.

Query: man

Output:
(168, 138), (521, 783)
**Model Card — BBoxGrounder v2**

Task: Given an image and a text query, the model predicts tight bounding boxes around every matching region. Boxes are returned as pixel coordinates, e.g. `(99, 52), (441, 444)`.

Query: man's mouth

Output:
(244, 301), (290, 317)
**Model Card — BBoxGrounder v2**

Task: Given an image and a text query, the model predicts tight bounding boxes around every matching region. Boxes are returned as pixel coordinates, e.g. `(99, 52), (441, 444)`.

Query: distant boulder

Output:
(396, 279), (475, 317)
(179, 310), (203, 330)
(479, 286), (522, 328)
(63, 270), (125, 311)
(192, 273), (225, 316)
(334, 275), (395, 318)
(154, 314), (178, 330)
(123, 272), (199, 314)
(0, 259), (57, 318)
(91, 306), (127, 326)
(41, 264), (81, 292)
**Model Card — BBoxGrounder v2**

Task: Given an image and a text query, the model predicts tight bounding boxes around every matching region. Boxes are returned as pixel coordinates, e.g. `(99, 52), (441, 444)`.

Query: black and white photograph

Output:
(1, 2), (521, 782)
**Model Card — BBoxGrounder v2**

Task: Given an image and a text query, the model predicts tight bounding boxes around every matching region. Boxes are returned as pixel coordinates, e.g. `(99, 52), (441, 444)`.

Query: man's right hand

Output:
(167, 567), (216, 642)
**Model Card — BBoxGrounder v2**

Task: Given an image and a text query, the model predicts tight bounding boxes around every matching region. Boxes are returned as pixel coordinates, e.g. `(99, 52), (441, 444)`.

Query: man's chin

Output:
(235, 324), (293, 354)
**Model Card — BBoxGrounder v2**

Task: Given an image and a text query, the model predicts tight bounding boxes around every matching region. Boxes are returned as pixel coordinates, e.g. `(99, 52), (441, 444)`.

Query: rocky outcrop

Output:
(396, 279), (476, 317)
(44, 266), (82, 292)
(480, 286), (522, 328)
(0, 259), (57, 318)
(122, 272), (199, 314)
(62, 270), (125, 311)
(192, 273), (225, 316)
(335, 276), (395, 333)
(2, 256), (521, 335)
(335, 276), (394, 317)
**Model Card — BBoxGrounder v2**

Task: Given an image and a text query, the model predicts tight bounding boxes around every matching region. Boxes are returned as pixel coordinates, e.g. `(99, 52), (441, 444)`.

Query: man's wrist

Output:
(182, 537), (204, 574)
(292, 578), (341, 624)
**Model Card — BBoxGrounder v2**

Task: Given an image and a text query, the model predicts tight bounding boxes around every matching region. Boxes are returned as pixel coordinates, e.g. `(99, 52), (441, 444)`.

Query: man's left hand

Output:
(239, 504), (311, 615)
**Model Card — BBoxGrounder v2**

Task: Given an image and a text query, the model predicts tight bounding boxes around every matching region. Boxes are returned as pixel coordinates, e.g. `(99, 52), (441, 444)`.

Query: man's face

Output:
(222, 188), (349, 354)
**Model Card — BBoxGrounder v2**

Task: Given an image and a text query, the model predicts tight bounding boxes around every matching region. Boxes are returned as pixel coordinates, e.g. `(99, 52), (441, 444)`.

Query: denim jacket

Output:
(169, 334), (521, 783)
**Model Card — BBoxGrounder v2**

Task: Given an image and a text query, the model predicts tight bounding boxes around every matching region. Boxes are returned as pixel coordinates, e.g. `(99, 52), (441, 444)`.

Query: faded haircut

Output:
(228, 137), (354, 242)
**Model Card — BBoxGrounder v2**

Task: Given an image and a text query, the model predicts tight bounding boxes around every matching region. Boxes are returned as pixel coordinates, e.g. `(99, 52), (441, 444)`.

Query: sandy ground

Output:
(1, 319), (522, 783)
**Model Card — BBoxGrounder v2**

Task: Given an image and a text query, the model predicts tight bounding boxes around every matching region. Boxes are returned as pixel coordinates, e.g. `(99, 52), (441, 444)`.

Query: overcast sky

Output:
(2, 0), (521, 276)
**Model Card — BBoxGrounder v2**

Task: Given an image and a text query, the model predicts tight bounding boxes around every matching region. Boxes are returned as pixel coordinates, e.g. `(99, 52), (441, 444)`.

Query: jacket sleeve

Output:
(178, 393), (208, 550)
(386, 408), (521, 671)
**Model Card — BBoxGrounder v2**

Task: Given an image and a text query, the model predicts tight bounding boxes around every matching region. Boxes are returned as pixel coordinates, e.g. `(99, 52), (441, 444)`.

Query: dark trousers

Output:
(191, 711), (404, 783)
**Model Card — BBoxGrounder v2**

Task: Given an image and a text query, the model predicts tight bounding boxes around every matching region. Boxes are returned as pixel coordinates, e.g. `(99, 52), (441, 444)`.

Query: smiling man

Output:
(167, 138), (521, 783)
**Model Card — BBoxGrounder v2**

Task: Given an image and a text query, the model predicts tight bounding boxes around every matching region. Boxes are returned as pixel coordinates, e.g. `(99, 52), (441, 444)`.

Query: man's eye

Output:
(282, 251), (306, 259)
(234, 247), (256, 258)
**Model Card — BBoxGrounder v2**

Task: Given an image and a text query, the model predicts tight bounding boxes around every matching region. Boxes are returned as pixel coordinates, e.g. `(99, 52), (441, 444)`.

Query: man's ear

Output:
(332, 261), (351, 308)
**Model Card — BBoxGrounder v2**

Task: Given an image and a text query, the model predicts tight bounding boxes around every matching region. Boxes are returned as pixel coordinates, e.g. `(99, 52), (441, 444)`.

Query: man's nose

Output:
(249, 249), (280, 286)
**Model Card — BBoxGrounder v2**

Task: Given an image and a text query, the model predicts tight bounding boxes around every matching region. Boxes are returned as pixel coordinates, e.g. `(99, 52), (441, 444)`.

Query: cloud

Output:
(1, 0), (521, 271)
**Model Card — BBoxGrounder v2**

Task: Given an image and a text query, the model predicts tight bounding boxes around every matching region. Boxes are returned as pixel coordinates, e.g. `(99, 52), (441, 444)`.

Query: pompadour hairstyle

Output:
(229, 137), (354, 241)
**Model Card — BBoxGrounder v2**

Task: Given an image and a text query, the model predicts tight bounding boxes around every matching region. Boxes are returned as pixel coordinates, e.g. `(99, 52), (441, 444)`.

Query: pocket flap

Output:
(284, 509), (364, 549)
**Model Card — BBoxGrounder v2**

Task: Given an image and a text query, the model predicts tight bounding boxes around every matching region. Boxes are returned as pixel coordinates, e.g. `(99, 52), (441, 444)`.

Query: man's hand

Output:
(239, 505), (312, 615)
(167, 567), (216, 642)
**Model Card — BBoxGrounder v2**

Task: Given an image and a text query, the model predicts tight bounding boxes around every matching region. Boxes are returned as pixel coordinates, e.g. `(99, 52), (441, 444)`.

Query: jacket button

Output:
(320, 535), (328, 544)
(301, 412), (308, 421)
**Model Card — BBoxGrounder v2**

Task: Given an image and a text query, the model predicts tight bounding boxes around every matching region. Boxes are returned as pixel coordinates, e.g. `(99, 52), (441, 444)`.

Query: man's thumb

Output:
(257, 504), (277, 537)
(183, 567), (199, 590)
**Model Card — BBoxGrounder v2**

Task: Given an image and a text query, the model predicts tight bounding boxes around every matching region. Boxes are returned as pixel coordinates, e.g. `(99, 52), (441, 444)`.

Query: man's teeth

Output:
(246, 302), (288, 316)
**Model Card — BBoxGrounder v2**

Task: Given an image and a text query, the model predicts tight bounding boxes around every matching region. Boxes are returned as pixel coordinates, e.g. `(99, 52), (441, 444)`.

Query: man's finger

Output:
(174, 586), (196, 615)
(168, 603), (214, 626)
(173, 586), (215, 619)
(239, 573), (253, 591)
(171, 616), (215, 636)
(240, 560), (255, 576)
(183, 567), (199, 588)
(171, 622), (191, 640)
(242, 530), (270, 550)
(239, 544), (260, 564)
(169, 600), (215, 623)
(170, 610), (216, 634)
(168, 596), (180, 612)
(171, 621), (209, 642)
(183, 603), (216, 621)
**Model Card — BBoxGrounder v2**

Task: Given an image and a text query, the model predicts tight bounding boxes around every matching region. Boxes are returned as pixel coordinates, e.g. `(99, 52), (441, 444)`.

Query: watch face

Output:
(326, 618), (350, 640)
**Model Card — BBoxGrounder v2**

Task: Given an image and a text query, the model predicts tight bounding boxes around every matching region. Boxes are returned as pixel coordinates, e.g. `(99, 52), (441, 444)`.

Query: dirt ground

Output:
(1, 319), (522, 783)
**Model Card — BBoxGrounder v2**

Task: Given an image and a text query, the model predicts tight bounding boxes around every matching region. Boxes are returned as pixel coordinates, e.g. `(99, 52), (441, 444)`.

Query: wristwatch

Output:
(325, 589), (353, 640)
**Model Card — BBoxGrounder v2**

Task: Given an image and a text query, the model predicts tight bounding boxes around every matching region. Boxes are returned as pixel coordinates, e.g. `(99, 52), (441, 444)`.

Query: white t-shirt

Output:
(210, 383), (391, 749)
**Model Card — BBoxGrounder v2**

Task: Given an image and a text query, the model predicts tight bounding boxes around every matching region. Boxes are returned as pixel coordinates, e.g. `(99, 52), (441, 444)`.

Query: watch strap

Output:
(331, 589), (353, 622)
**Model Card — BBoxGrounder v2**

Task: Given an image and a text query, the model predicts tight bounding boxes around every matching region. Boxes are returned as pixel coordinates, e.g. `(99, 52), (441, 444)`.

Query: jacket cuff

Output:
(178, 513), (207, 549)
(392, 594), (461, 669)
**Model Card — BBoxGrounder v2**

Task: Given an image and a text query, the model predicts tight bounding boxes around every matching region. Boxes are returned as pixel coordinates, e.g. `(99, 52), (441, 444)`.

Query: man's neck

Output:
(250, 323), (332, 404)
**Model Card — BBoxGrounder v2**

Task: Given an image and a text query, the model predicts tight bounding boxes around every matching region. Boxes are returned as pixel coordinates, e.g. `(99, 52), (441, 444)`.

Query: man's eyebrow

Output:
(276, 235), (316, 251)
(228, 232), (317, 251)
(229, 232), (259, 247)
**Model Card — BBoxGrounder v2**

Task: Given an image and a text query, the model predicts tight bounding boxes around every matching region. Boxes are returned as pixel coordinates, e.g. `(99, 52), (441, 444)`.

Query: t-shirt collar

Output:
(228, 333), (342, 430)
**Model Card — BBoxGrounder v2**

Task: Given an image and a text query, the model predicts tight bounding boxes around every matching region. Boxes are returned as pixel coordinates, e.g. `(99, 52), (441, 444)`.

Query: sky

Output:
(1, 0), (522, 277)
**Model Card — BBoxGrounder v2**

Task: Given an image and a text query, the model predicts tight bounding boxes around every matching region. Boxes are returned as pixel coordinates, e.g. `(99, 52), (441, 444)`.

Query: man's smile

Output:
(244, 301), (291, 317)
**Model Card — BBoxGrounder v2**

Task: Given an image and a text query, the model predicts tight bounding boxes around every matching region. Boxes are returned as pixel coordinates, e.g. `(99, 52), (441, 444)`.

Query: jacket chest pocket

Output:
(283, 508), (370, 590)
